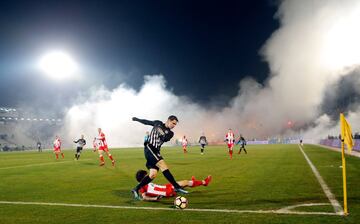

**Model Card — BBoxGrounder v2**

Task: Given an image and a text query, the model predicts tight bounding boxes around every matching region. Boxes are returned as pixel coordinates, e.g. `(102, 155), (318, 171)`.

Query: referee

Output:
(74, 135), (86, 160)
(131, 115), (188, 200)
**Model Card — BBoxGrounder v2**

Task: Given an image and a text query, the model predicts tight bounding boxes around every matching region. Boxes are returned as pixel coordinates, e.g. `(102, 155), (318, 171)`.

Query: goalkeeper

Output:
(131, 115), (189, 200)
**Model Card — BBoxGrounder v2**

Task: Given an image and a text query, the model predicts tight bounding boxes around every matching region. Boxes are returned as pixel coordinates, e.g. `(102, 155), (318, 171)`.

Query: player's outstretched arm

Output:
(132, 117), (156, 126)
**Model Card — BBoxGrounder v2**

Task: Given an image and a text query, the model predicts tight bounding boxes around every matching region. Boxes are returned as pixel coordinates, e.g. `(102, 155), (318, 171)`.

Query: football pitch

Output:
(0, 144), (359, 224)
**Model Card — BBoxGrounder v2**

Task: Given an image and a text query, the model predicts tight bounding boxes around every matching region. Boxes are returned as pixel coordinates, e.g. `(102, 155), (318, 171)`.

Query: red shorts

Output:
(227, 143), (234, 149)
(154, 184), (175, 197)
(53, 147), (61, 152)
(98, 145), (109, 152)
(165, 183), (176, 197)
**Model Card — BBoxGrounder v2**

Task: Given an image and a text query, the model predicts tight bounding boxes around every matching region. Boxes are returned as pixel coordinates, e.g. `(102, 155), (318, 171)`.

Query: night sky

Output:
(0, 0), (278, 112)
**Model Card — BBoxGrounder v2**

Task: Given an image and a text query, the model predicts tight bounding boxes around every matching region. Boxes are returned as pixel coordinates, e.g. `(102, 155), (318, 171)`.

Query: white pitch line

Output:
(277, 203), (331, 213)
(0, 200), (340, 216)
(0, 159), (91, 170)
(298, 145), (343, 215)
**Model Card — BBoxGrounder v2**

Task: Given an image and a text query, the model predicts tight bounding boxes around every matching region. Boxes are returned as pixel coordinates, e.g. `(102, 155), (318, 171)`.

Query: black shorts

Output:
(144, 144), (163, 170)
(201, 144), (206, 148)
(76, 147), (83, 153)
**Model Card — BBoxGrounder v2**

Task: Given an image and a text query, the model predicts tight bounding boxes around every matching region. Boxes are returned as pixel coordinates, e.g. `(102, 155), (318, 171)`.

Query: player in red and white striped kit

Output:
(135, 169), (212, 201)
(182, 135), (188, 153)
(225, 129), (235, 159)
(53, 136), (64, 159)
(95, 128), (115, 166)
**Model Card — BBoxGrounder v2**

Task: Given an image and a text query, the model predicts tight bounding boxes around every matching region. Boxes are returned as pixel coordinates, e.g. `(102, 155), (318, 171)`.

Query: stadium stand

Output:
(319, 132), (360, 152)
(0, 107), (62, 151)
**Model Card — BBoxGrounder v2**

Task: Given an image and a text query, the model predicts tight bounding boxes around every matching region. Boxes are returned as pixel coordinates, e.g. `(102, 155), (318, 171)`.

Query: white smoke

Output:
(262, 0), (360, 138)
(63, 0), (360, 146)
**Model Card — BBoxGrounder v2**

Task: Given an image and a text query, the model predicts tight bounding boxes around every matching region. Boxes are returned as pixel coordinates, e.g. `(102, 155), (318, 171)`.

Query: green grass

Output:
(0, 144), (359, 223)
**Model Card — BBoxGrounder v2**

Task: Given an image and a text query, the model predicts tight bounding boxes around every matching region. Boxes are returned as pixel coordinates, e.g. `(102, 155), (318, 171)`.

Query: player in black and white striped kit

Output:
(74, 135), (86, 160)
(199, 134), (208, 155)
(131, 115), (188, 200)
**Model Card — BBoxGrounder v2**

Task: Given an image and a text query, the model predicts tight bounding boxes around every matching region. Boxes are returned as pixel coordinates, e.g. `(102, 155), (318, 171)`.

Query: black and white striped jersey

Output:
(74, 138), (86, 148)
(133, 118), (174, 151)
(199, 136), (207, 145)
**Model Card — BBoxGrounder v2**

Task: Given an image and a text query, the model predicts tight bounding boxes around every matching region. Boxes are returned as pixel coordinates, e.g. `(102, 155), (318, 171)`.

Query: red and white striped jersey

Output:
(96, 132), (108, 147)
(182, 138), (188, 146)
(53, 138), (61, 148)
(225, 132), (235, 144)
(139, 183), (175, 197)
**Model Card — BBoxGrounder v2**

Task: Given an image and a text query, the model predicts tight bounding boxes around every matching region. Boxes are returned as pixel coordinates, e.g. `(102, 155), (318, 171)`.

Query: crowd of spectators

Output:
(327, 132), (360, 140)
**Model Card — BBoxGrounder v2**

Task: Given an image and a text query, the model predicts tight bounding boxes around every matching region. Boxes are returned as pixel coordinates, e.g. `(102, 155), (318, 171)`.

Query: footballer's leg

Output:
(228, 145), (232, 159)
(189, 175), (212, 187)
(132, 168), (157, 200)
(98, 149), (105, 166)
(132, 147), (160, 200)
(105, 148), (115, 166)
(158, 160), (188, 194)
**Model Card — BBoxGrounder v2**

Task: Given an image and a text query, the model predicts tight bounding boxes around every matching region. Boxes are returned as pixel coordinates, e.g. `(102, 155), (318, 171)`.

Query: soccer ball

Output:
(174, 196), (188, 209)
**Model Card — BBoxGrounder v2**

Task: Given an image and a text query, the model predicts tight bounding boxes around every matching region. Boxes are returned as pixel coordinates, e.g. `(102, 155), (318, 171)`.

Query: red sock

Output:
(61, 153), (64, 158)
(108, 154), (114, 161)
(191, 180), (203, 187)
(230, 150), (233, 158)
(190, 176), (204, 187)
(56, 154), (59, 159)
(100, 155), (104, 163)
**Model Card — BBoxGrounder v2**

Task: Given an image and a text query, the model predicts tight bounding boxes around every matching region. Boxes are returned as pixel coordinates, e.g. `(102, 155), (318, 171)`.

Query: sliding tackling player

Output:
(135, 169), (212, 201)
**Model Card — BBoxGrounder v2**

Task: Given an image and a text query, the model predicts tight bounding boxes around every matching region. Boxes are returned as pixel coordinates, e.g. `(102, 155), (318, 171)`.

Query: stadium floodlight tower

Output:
(38, 50), (79, 80)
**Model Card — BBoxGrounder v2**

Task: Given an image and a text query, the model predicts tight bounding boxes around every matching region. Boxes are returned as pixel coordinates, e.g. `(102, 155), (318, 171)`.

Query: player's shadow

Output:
(80, 161), (96, 166)
(112, 189), (175, 207)
(113, 189), (132, 198)
(171, 162), (192, 165)
(112, 189), (138, 204)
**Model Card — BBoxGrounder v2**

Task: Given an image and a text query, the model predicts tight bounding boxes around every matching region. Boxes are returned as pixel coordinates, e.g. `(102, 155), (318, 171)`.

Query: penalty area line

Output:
(0, 201), (340, 216)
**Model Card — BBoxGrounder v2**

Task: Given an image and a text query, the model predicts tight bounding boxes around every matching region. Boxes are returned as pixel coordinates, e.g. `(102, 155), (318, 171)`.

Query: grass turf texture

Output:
(0, 144), (359, 223)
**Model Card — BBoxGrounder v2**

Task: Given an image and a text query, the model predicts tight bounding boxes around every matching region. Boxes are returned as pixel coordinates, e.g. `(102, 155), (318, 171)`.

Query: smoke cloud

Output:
(63, 0), (360, 147)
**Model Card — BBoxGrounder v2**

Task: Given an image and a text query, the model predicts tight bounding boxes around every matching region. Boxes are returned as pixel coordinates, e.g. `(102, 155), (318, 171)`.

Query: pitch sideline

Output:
(298, 145), (343, 215)
(0, 200), (340, 216)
